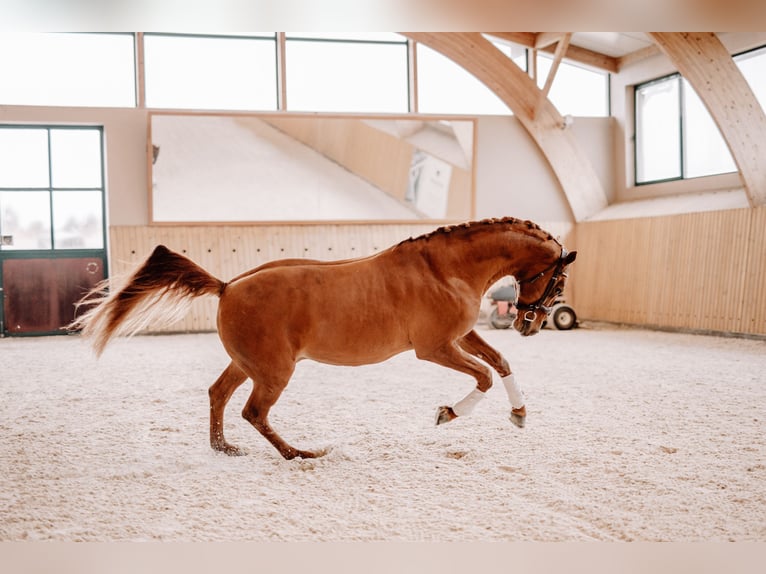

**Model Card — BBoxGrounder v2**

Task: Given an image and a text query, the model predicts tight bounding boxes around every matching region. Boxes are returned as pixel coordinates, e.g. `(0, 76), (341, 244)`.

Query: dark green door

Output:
(0, 125), (108, 336)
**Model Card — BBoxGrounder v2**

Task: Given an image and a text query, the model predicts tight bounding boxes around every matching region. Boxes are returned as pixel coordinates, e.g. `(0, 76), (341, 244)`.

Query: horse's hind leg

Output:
(209, 361), (248, 455)
(458, 329), (526, 428)
(239, 360), (326, 460)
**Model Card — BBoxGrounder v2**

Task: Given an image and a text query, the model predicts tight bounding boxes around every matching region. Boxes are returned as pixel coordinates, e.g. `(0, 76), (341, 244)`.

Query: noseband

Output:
(515, 248), (568, 322)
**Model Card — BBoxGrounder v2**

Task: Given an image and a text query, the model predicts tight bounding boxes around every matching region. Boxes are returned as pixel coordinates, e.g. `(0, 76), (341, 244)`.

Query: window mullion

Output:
(276, 32), (287, 111)
(46, 128), (55, 250)
(678, 75), (686, 179)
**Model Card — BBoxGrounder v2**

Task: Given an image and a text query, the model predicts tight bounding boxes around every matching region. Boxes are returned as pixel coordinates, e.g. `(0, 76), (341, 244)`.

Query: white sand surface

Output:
(1, 324), (764, 541)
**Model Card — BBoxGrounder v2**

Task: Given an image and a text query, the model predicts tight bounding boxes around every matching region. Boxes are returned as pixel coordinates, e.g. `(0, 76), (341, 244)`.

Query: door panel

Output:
(2, 257), (104, 334)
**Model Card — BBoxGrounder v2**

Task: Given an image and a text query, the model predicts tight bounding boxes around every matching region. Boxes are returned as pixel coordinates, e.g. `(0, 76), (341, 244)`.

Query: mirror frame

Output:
(147, 111), (477, 225)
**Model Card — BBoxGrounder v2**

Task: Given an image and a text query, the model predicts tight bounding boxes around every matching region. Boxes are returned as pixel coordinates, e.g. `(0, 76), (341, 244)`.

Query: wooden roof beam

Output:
(539, 43), (618, 74)
(615, 44), (660, 71)
(535, 32), (565, 49)
(402, 32), (608, 221)
(486, 32), (536, 48)
(486, 32), (618, 73)
(541, 33), (572, 97)
(649, 32), (766, 207)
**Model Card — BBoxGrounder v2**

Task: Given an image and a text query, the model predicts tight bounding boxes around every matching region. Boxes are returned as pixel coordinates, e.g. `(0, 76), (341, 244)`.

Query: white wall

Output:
(475, 116), (570, 221)
(0, 106), (150, 226)
(474, 115), (614, 223)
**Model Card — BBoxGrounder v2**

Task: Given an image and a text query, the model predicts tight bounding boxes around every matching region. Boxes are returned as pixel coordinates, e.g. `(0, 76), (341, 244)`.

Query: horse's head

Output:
(513, 249), (577, 337)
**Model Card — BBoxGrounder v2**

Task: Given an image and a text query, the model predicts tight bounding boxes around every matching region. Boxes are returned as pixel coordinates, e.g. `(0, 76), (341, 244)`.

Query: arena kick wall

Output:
(570, 206), (766, 337)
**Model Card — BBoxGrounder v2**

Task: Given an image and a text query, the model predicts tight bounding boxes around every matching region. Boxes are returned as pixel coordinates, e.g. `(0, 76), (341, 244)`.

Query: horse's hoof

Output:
(286, 447), (331, 460)
(510, 412), (526, 428)
(435, 406), (457, 426)
(302, 446), (331, 459)
(213, 443), (247, 456)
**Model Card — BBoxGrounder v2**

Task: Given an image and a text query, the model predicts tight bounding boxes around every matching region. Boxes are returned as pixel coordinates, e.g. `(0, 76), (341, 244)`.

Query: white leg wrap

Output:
(452, 389), (486, 417)
(502, 374), (525, 409)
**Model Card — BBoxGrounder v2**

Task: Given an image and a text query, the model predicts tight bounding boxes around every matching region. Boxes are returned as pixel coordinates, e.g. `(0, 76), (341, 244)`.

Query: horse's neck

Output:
(477, 234), (552, 290)
(413, 229), (552, 294)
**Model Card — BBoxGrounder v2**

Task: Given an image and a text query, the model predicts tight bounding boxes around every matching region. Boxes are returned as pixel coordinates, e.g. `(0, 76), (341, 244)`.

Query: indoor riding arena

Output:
(1, 31), (765, 551)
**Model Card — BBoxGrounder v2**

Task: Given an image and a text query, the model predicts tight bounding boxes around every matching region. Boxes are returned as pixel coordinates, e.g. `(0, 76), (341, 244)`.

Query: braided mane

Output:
(397, 217), (556, 247)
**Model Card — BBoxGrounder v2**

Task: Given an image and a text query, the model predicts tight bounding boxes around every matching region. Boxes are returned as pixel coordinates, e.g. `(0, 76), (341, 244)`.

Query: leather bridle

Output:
(515, 248), (569, 322)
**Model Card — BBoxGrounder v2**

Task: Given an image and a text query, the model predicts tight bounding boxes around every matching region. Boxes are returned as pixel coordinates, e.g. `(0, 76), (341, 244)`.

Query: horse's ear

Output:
(565, 250), (577, 264)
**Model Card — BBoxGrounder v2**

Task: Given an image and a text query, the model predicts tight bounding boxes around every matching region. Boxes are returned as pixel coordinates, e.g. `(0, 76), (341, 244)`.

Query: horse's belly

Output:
(299, 323), (413, 366)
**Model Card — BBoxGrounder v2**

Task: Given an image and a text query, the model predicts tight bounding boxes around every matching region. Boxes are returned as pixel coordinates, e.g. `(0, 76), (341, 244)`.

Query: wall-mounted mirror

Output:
(149, 113), (475, 223)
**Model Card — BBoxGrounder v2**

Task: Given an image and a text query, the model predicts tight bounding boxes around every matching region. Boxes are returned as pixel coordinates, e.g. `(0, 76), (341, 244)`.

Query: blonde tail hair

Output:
(69, 245), (225, 356)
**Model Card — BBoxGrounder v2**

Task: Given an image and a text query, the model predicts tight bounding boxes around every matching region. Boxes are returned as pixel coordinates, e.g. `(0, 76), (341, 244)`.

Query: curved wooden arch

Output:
(649, 33), (766, 207)
(403, 32), (608, 222)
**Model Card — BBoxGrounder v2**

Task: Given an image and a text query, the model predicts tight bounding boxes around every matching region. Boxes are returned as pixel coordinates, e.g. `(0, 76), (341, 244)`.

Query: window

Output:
(536, 54), (609, 117)
(737, 46), (766, 108)
(285, 34), (409, 113)
(144, 34), (278, 110)
(416, 42), (523, 115)
(634, 46), (766, 186)
(0, 126), (105, 251)
(635, 76), (682, 183)
(682, 80), (737, 178)
(635, 74), (737, 185)
(0, 33), (135, 107)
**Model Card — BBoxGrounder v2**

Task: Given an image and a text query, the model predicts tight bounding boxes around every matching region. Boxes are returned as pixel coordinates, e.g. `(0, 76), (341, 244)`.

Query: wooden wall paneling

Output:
(697, 212), (721, 330)
(711, 211), (732, 331)
(618, 219), (640, 322)
(603, 219), (627, 322)
(739, 208), (760, 333)
(757, 207), (766, 333)
(741, 207), (766, 334)
(722, 209), (750, 332)
(678, 214), (700, 328)
(644, 218), (661, 324)
(575, 221), (611, 320)
(614, 219), (635, 321)
(570, 208), (765, 336)
(568, 221), (590, 317)
(647, 217), (673, 327)
(679, 213), (702, 329)
(705, 210), (745, 332)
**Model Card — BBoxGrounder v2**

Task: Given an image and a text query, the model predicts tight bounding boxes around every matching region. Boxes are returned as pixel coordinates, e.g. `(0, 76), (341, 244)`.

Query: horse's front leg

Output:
(417, 341), (495, 426)
(458, 329), (526, 428)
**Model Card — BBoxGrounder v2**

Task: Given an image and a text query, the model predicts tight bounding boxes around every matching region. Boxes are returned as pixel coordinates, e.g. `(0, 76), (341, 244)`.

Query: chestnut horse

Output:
(71, 217), (576, 460)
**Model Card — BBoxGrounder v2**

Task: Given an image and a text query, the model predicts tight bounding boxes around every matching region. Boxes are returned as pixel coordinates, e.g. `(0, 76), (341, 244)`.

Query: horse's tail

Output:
(69, 245), (225, 356)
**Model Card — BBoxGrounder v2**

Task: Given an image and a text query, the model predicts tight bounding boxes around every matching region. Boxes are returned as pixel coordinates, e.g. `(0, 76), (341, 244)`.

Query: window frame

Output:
(633, 44), (766, 187)
(0, 32), (137, 108)
(633, 73), (684, 186)
(535, 51), (611, 118)
(415, 41), (517, 116)
(142, 32), (280, 112)
(0, 124), (107, 253)
(283, 34), (411, 113)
